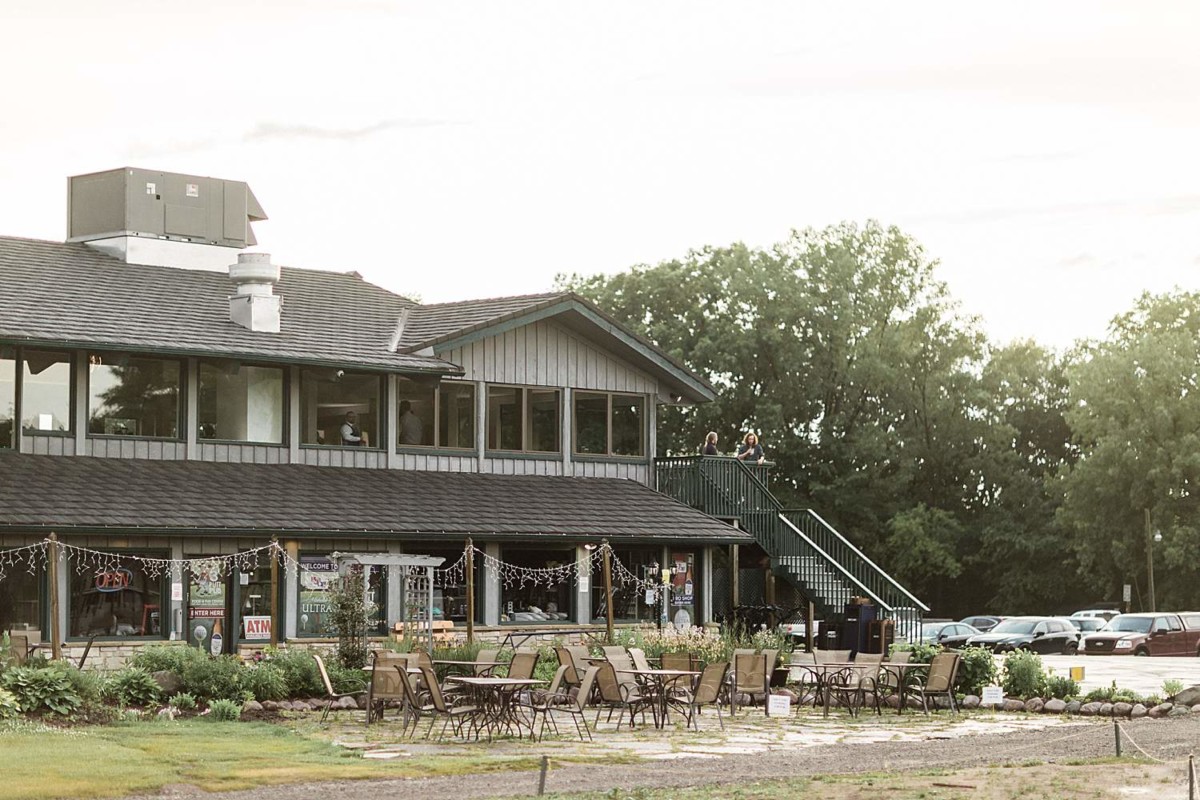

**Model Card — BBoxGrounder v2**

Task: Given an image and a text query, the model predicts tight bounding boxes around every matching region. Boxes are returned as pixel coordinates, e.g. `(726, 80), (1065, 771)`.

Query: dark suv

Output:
(965, 616), (1080, 654)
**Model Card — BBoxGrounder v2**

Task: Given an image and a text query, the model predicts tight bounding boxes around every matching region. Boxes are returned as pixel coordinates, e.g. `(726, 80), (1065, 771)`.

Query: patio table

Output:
(617, 668), (699, 729)
(445, 675), (546, 738)
(432, 659), (502, 677)
(785, 662), (855, 718)
(876, 660), (927, 715)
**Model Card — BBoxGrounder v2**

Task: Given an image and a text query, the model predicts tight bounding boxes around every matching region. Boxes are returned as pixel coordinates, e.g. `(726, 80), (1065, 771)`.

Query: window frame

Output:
(67, 548), (171, 642)
(485, 384), (562, 455)
(294, 553), (388, 638)
(196, 359), (289, 446)
(571, 390), (647, 459)
(297, 368), (385, 450)
(396, 378), (477, 452)
(15, 347), (76, 439)
(85, 352), (185, 441)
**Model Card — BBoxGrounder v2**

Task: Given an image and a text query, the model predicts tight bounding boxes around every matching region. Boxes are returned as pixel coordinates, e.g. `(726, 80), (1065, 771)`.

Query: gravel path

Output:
(122, 715), (1200, 800)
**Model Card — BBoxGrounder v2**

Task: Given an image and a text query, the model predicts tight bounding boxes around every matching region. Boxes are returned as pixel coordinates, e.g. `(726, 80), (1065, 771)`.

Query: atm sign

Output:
(243, 616), (272, 640)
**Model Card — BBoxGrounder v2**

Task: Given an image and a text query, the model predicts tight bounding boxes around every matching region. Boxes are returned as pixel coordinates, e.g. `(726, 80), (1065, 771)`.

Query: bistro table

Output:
(876, 660), (927, 715)
(431, 659), (502, 678)
(617, 668), (700, 729)
(783, 662), (855, 718)
(444, 676), (546, 738)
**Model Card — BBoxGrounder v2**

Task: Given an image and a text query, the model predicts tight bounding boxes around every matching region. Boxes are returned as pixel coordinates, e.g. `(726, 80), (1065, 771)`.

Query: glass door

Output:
(233, 564), (275, 648)
(187, 559), (229, 655)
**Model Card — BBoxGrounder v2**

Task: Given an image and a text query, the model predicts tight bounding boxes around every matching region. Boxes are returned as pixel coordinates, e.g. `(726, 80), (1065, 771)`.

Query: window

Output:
(0, 563), (40, 632)
(437, 381), (475, 449)
(0, 349), (12, 448)
(487, 386), (560, 453)
(300, 368), (381, 448)
(88, 353), (181, 438)
(591, 546), (661, 624)
(573, 392), (645, 457)
(22, 350), (72, 434)
(396, 379), (477, 449)
(69, 552), (166, 638)
(500, 548), (574, 624)
(197, 362), (285, 444)
(296, 555), (385, 636)
(413, 545), (480, 623)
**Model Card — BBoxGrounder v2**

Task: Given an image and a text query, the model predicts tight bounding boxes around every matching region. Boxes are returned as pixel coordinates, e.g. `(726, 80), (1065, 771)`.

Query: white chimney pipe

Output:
(228, 252), (281, 333)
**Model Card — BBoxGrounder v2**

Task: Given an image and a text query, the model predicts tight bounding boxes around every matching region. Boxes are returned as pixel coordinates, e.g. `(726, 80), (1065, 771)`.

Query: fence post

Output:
(270, 536), (279, 647)
(602, 540), (613, 642)
(48, 533), (61, 661)
(466, 538), (475, 645)
(1188, 753), (1194, 800)
(537, 755), (549, 795)
(1113, 716), (1121, 758)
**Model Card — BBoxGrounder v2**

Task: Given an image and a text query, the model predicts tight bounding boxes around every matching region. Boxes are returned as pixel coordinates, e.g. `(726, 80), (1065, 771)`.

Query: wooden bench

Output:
(392, 620), (457, 645)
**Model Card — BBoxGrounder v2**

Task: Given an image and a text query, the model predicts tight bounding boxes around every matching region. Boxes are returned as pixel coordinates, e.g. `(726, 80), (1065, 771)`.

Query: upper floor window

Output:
(396, 378), (476, 449)
(574, 391), (645, 457)
(23, 350), (73, 435)
(487, 386), (560, 453)
(198, 361), (285, 444)
(88, 353), (181, 438)
(0, 349), (12, 448)
(300, 368), (381, 448)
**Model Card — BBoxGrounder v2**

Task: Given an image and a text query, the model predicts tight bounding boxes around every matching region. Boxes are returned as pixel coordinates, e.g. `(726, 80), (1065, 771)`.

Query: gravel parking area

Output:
(120, 713), (1200, 800)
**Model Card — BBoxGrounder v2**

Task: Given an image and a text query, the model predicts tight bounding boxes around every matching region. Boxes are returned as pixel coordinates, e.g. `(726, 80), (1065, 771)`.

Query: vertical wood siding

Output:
(197, 444), (289, 464)
(298, 448), (388, 469)
(22, 436), (76, 456)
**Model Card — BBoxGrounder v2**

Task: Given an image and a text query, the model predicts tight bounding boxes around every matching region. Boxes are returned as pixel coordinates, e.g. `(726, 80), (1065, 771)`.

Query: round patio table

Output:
(617, 668), (699, 729)
(444, 675), (546, 739)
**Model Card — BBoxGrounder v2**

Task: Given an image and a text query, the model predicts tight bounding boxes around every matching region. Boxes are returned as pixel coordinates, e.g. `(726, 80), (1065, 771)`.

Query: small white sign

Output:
(1123, 584), (1132, 603)
(767, 694), (792, 717)
(578, 575), (590, 593)
(981, 685), (1004, 706)
(145, 182), (156, 195)
(171, 582), (184, 602)
(645, 589), (657, 605)
(186, 183), (199, 197)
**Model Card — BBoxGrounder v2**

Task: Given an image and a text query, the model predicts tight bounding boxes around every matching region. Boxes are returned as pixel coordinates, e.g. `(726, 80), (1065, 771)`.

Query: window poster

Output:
(188, 559), (225, 654)
(670, 552), (694, 607)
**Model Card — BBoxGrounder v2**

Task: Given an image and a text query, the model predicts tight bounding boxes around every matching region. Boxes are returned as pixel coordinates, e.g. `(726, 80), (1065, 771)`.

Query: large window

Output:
(413, 545), (480, 623)
(487, 386), (560, 453)
(300, 368), (381, 448)
(69, 552), (166, 638)
(296, 555), (385, 636)
(22, 350), (72, 435)
(574, 392), (645, 457)
(88, 353), (181, 438)
(0, 563), (40, 632)
(198, 361), (285, 444)
(0, 349), (12, 448)
(396, 379), (476, 449)
(500, 547), (574, 624)
(591, 546), (661, 623)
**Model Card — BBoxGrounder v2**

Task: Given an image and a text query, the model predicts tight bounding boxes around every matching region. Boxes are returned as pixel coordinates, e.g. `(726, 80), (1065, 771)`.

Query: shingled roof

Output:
(0, 453), (747, 543)
(0, 236), (455, 374)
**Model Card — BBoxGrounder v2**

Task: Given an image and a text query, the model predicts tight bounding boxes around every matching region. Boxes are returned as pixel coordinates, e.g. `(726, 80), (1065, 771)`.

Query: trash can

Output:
(867, 618), (894, 654)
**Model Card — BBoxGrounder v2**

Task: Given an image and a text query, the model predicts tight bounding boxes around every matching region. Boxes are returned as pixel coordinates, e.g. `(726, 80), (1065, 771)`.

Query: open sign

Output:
(95, 568), (133, 593)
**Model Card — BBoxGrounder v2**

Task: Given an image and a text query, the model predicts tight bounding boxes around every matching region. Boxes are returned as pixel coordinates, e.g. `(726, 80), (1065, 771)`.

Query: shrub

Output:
(1163, 679), (1184, 698)
(329, 572), (370, 670)
(1081, 680), (1142, 705)
(954, 646), (998, 695)
(241, 664), (288, 701)
(208, 698), (242, 721)
(130, 645), (209, 675)
(326, 660), (367, 695)
(264, 649), (323, 697)
(169, 692), (198, 711)
(180, 655), (244, 702)
(891, 641), (941, 665)
(1001, 650), (1047, 700)
(1045, 674), (1080, 700)
(106, 667), (162, 707)
(1, 666), (82, 716)
(0, 688), (20, 718)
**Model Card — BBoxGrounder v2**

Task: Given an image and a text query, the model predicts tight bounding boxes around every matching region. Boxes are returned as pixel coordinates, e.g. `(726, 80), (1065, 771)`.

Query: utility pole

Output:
(1145, 508), (1157, 613)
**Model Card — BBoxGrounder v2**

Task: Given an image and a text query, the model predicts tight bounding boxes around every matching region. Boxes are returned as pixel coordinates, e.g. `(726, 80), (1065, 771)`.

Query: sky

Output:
(2, 1), (1198, 350)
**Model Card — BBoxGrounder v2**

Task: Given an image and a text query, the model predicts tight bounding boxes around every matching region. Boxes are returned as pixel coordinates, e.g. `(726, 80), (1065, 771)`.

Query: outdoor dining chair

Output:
(679, 660), (728, 731)
(658, 651), (693, 698)
(526, 664), (573, 740)
(554, 646), (581, 687)
(813, 648), (852, 664)
(474, 649), (500, 677)
(826, 653), (883, 716)
(628, 647), (654, 672)
(366, 650), (409, 724)
(729, 652), (768, 716)
(913, 652), (961, 715)
(601, 645), (628, 660)
(397, 660), (436, 738)
(313, 653), (367, 724)
(506, 649), (539, 680)
(538, 665), (598, 742)
(869, 649), (912, 713)
(418, 665), (482, 741)
(594, 661), (649, 728)
(7, 634), (32, 665)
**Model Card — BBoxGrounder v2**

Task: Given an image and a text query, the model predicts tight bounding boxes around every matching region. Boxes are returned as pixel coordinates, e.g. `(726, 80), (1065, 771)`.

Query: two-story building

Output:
(0, 168), (755, 661)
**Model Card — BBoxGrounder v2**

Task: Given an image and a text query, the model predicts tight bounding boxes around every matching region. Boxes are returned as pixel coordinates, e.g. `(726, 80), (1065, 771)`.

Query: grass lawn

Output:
(0, 719), (542, 800)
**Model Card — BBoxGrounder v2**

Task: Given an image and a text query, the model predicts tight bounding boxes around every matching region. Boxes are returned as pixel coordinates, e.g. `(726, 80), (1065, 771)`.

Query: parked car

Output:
(1067, 617), (1107, 634)
(1081, 612), (1200, 657)
(959, 615), (1003, 633)
(965, 616), (1080, 654)
(1071, 608), (1120, 623)
(922, 621), (981, 649)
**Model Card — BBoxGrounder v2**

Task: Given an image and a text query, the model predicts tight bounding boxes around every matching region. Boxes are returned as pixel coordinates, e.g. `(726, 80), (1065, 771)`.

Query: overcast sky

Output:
(2, 1), (1198, 350)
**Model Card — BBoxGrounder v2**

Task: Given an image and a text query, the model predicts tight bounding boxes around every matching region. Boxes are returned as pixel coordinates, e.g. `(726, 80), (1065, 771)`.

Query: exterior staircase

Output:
(655, 456), (927, 643)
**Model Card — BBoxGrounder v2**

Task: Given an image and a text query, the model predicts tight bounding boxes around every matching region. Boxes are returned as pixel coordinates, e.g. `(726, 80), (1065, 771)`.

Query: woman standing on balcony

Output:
(736, 432), (765, 464)
(700, 431), (719, 455)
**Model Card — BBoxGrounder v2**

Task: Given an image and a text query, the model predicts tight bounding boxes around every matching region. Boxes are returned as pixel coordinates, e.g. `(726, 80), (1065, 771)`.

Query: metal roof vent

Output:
(228, 252), (280, 333)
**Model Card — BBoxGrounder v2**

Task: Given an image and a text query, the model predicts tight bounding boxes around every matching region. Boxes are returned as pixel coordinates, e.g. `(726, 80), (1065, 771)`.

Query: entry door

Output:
(186, 559), (230, 655)
(232, 564), (275, 649)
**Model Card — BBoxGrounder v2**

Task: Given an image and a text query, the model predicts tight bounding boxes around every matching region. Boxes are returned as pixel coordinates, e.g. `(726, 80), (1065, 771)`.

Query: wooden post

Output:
(270, 536), (279, 647)
(48, 533), (61, 661)
(1145, 508), (1157, 613)
(805, 601), (815, 653)
(729, 544), (740, 609)
(465, 538), (475, 645)
(602, 539), (614, 642)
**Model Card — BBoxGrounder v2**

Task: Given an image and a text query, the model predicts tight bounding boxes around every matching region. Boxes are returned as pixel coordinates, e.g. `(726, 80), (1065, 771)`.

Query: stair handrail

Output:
(795, 508), (930, 612)
(777, 513), (889, 610)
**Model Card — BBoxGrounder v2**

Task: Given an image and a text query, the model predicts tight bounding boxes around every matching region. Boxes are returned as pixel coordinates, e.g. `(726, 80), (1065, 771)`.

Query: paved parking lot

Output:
(1036, 654), (1200, 695)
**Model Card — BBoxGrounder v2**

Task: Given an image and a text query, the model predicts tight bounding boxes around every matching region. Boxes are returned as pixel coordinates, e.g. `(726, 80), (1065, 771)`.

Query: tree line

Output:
(559, 221), (1199, 617)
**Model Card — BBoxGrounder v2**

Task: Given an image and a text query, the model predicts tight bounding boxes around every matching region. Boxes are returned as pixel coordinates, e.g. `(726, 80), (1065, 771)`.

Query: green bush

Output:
(1045, 674), (1080, 700)
(106, 667), (162, 707)
(0, 688), (20, 718)
(241, 664), (288, 701)
(1082, 681), (1141, 704)
(1163, 679), (1184, 698)
(1001, 650), (1047, 700)
(891, 641), (941, 665)
(180, 655), (244, 702)
(326, 660), (367, 695)
(954, 646), (998, 695)
(169, 692), (197, 711)
(263, 649), (323, 697)
(207, 698), (242, 721)
(1, 666), (82, 716)
(130, 645), (209, 675)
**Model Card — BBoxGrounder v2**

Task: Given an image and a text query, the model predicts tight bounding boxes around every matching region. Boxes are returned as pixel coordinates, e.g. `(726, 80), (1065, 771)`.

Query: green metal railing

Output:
(656, 456), (926, 640)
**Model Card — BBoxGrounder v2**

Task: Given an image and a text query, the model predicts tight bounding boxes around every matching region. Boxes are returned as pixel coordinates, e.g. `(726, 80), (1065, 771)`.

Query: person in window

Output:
(736, 432), (765, 464)
(700, 431), (719, 455)
(398, 400), (424, 446)
(340, 411), (369, 447)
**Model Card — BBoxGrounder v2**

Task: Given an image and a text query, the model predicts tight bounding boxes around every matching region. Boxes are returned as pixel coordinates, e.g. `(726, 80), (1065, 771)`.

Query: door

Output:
(186, 558), (230, 655)
(232, 563), (275, 650)
(1149, 617), (1174, 655)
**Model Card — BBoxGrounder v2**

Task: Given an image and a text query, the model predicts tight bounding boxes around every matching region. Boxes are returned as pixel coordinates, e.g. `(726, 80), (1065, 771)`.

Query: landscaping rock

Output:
(307, 699), (325, 711)
(151, 670), (182, 697)
(1079, 702), (1102, 716)
(262, 700), (279, 711)
(1148, 702), (1173, 719)
(1112, 702), (1133, 717)
(1131, 704), (1148, 719)
(1043, 699), (1067, 714)
(1192, 704), (1200, 714)
(1172, 686), (1200, 706)
(335, 696), (359, 710)
(1169, 704), (1192, 717)
(357, 695), (369, 709)
(1002, 699), (1026, 713)
(242, 700), (264, 713)
(1024, 698), (1043, 713)
(961, 695), (980, 709)
(1065, 700), (1081, 714)
(1098, 703), (1114, 717)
